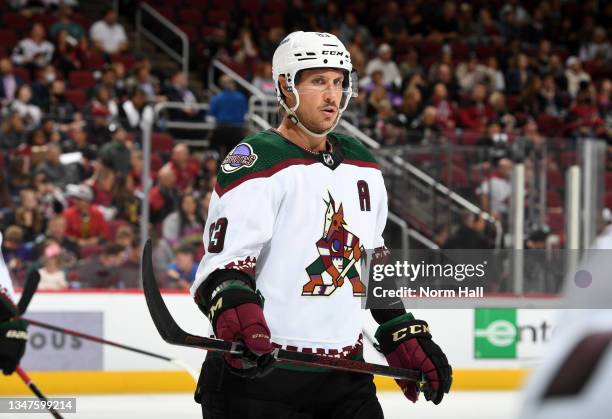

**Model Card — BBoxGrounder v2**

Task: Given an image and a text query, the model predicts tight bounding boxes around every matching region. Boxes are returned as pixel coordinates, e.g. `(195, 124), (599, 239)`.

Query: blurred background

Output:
(0, 0), (611, 418)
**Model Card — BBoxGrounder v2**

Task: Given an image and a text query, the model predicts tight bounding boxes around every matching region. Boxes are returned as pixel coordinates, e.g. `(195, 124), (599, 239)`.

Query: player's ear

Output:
(278, 75), (295, 106)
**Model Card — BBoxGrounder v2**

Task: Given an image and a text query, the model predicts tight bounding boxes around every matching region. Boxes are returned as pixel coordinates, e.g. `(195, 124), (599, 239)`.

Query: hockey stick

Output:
(141, 239), (422, 381)
(17, 269), (40, 314)
(13, 271), (64, 417)
(21, 317), (198, 381)
(15, 366), (64, 419)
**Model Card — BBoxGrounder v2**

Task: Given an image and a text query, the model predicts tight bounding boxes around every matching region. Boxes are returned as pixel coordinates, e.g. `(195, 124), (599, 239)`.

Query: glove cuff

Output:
(208, 285), (264, 333)
(194, 268), (256, 315)
(375, 313), (433, 354)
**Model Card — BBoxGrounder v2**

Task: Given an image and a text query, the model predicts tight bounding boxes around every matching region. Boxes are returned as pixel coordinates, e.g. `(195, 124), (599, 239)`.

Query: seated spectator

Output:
(165, 143), (198, 192)
(456, 52), (490, 94)
(565, 56), (591, 98)
(88, 86), (119, 124)
(10, 85), (42, 129)
(458, 83), (496, 133)
(119, 88), (153, 134)
(397, 86), (423, 125)
(86, 166), (116, 218)
(429, 83), (456, 130)
(149, 165), (179, 224)
(208, 75), (248, 125)
(126, 63), (163, 103)
(579, 27), (612, 62)
(252, 62), (275, 96)
(1, 225), (32, 282)
(0, 112), (27, 150)
(505, 53), (531, 96)
(407, 106), (442, 145)
(484, 57), (505, 93)
(165, 244), (198, 290)
(365, 43), (401, 88)
(62, 184), (109, 247)
(112, 173), (139, 224)
(0, 58), (23, 105)
(49, 5), (85, 41)
(89, 9), (128, 55)
(430, 63), (459, 102)
(162, 192), (204, 248)
(117, 235), (141, 288)
(339, 11), (374, 56)
(489, 91), (516, 130)
(518, 75), (543, 115)
(46, 79), (75, 122)
(14, 189), (45, 242)
(29, 64), (57, 108)
(538, 73), (565, 117)
(37, 240), (68, 290)
(35, 143), (70, 188)
(53, 29), (88, 77)
(74, 243), (126, 288)
(11, 23), (55, 78)
(99, 126), (132, 175)
(164, 69), (199, 120)
(43, 215), (80, 263)
(379, 115), (407, 146)
(98, 67), (124, 100)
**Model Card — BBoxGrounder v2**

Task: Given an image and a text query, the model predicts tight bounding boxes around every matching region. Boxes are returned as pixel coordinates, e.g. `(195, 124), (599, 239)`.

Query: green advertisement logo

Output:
(474, 308), (517, 359)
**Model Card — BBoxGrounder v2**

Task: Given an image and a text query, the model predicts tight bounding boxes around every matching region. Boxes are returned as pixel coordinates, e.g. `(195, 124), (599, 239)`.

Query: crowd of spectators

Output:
(0, 3), (217, 290)
(1, 0), (612, 290)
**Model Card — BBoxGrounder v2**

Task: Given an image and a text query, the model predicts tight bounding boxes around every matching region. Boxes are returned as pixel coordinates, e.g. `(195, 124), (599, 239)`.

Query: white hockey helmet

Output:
(272, 31), (357, 137)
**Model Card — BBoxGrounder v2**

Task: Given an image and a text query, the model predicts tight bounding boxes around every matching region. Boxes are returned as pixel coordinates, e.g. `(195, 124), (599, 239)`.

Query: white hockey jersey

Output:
(192, 129), (388, 353)
(0, 232), (17, 306)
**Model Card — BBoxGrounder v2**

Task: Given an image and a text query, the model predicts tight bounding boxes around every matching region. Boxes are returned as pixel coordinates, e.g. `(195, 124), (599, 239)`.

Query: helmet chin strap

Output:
(280, 90), (342, 139)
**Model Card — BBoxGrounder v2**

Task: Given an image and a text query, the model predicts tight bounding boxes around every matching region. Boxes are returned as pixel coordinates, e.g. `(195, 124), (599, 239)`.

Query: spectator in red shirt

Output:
(165, 143), (198, 192)
(62, 184), (109, 247)
(458, 83), (496, 134)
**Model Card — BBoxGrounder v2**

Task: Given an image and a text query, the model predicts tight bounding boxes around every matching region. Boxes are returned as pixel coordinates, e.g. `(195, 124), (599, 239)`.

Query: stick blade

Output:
(141, 239), (188, 344)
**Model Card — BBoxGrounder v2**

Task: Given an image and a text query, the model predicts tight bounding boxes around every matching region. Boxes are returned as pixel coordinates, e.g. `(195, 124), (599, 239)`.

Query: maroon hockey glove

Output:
(208, 285), (274, 377)
(375, 313), (452, 404)
(0, 291), (28, 375)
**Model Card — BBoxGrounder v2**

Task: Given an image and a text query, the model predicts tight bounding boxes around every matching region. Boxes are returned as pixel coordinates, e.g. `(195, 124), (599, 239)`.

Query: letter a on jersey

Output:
(302, 193), (366, 297)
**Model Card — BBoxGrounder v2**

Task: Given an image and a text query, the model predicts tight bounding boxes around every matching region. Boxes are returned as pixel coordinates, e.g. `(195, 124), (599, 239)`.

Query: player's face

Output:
(295, 69), (344, 135)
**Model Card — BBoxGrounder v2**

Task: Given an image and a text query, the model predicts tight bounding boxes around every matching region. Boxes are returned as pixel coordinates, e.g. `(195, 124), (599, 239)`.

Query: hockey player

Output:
(0, 232), (29, 375)
(192, 31), (451, 418)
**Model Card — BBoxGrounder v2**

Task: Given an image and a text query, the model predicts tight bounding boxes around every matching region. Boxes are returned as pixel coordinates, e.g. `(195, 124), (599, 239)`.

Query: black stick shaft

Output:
(15, 366), (64, 419)
(23, 318), (173, 362)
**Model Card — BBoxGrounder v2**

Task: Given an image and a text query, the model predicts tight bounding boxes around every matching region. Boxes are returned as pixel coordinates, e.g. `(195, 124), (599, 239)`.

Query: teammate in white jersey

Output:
(0, 232), (29, 375)
(192, 31), (451, 418)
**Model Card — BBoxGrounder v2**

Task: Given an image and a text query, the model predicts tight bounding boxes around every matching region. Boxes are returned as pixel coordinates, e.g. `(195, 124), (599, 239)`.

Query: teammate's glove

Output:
(206, 283), (274, 377)
(375, 313), (452, 404)
(0, 292), (28, 375)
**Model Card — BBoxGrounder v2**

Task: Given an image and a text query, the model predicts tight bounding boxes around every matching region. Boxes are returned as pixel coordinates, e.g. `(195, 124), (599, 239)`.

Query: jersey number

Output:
(357, 180), (371, 211)
(208, 217), (228, 253)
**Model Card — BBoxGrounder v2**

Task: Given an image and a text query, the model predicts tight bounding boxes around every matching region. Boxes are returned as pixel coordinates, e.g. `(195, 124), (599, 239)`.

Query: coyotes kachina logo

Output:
(302, 193), (366, 297)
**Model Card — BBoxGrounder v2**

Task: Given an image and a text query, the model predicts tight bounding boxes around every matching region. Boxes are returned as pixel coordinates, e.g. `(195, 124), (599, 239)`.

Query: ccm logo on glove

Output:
(392, 324), (430, 342)
(6, 330), (28, 339)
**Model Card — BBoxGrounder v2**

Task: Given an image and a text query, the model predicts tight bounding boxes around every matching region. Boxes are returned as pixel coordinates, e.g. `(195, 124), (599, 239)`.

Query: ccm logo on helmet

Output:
(392, 324), (430, 342)
(322, 51), (344, 55)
